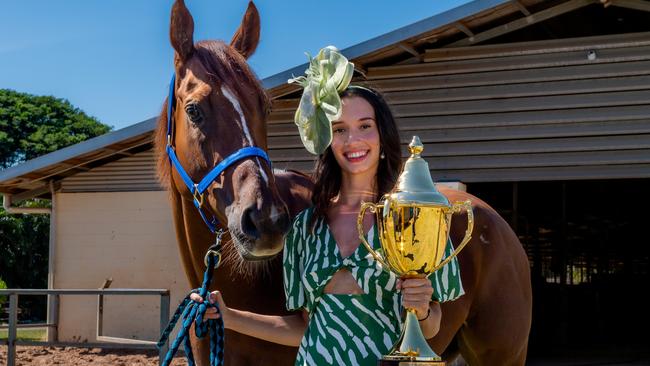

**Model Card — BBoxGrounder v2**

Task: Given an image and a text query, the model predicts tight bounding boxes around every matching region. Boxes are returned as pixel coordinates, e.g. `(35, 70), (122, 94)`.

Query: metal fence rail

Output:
(0, 288), (170, 366)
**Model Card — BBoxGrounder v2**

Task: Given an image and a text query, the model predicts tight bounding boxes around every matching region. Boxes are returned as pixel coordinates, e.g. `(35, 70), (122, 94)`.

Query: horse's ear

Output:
(170, 0), (195, 62)
(230, 1), (260, 59)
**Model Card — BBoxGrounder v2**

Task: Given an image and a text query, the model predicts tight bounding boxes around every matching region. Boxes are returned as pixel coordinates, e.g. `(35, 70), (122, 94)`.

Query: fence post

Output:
(8, 293), (18, 366)
(97, 278), (112, 339)
(159, 292), (170, 365)
(50, 294), (59, 342)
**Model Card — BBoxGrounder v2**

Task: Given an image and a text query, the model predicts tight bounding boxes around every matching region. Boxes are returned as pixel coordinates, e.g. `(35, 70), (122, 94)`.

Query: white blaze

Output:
(221, 86), (269, 184)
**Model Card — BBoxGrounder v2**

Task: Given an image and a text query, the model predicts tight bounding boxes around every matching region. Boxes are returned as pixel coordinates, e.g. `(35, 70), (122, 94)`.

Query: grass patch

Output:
(0, 327), (47, 341)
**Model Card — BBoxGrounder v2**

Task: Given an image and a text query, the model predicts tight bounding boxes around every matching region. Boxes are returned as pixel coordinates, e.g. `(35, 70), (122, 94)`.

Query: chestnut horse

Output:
(155, 1), (532, 365)
(155, 1), (311, 364)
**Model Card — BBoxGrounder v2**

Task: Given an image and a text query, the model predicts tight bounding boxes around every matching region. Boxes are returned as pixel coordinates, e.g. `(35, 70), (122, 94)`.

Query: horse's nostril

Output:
(240, 204), (291, 240)
(240, 206), (260, 240)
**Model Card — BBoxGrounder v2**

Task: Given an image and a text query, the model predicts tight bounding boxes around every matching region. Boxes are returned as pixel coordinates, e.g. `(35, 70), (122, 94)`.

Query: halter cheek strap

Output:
(166, 74), (272, 233)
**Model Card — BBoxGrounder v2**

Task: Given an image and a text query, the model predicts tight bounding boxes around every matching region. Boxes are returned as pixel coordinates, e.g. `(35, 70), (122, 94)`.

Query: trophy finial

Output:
(393, 135), (449, 206)
(409, 136), (423, 157)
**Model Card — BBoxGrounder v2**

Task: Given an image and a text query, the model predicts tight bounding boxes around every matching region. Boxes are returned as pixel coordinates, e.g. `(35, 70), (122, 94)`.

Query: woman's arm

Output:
(192, 291), (308, 347)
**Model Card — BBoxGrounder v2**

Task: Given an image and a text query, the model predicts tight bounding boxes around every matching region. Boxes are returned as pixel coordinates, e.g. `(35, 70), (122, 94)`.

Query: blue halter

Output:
(165, 74), (272, 233)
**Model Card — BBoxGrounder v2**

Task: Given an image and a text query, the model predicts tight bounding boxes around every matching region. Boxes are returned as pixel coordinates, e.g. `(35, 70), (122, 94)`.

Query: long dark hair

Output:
(309, 86), (402, 231)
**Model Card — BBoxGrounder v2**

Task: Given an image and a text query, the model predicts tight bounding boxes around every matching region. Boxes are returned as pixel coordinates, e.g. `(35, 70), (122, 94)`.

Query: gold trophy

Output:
(358, 136), (474, 365)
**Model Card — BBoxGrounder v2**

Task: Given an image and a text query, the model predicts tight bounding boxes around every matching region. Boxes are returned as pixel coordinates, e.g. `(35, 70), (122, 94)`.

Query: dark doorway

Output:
(469, 179), (650, 358)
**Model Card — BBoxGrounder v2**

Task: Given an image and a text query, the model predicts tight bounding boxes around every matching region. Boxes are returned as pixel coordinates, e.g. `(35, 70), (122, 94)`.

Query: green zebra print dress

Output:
(283, 207), (464, 366)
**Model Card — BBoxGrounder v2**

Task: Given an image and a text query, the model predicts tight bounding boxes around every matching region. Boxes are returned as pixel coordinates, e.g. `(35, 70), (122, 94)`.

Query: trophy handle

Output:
(432, 200), (474, 272)
(358, 202), (391, 270)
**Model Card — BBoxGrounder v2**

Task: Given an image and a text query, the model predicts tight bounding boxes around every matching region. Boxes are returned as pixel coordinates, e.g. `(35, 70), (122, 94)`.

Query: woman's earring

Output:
(380, 151), (385, 159)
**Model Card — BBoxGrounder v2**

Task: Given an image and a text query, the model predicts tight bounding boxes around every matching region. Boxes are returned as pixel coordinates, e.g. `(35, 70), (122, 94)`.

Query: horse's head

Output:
(157, 0), (290, 260)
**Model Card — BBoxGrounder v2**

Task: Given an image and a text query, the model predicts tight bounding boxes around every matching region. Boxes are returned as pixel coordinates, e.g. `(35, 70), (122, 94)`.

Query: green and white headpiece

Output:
(288, 46), (354, 155)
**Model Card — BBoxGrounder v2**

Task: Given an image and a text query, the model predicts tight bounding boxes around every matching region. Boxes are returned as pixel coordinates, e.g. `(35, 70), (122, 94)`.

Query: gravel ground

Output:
(3, 345), (649, 365)
(0, 346), (188, 366)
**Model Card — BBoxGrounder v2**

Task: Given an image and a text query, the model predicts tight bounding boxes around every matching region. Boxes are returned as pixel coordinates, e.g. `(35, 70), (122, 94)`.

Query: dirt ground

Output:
(3, 346), (650, 366)
(0, 346), (188, 366)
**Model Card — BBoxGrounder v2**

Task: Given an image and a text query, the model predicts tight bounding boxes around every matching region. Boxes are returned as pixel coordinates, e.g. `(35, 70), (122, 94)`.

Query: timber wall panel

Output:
(61, 150), (162, 192)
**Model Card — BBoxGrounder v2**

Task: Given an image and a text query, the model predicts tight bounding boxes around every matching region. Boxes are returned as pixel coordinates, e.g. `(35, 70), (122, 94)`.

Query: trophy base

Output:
(377, 310), (446, 366)
(378, 359), (445, 366)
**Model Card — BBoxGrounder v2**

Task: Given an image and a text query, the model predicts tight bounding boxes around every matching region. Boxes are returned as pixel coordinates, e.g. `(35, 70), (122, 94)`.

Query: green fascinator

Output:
(288, 46), (354, 155)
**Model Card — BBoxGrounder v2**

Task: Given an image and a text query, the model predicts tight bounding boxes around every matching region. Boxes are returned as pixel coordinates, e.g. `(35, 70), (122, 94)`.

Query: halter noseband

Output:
(165, 74), (272, 233)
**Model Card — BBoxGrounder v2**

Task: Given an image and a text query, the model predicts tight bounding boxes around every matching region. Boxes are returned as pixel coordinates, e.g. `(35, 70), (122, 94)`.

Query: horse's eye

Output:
(185, 103), (203, 124)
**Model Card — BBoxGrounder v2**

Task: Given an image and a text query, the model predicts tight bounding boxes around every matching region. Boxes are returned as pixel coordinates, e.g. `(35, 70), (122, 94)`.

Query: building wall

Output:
(53, 191), (187, 342)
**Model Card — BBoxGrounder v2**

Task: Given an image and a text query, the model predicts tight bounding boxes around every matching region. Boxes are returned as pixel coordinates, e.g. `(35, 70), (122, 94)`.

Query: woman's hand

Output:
(397, 278), (441, 339)
(190, 291), (230, 327)
(396, 278), (434, 321)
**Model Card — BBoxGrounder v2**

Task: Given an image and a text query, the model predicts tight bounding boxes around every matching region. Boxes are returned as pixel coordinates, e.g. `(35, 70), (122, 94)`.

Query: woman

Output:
(192, 84), (464, 365)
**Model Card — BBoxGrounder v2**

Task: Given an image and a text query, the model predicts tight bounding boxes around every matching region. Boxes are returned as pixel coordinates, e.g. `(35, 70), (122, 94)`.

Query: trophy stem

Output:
(379, 309), (445, 365)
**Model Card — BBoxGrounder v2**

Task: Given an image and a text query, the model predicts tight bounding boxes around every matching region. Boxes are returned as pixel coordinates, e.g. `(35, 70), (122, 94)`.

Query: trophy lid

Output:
(389, 136), (450, 206)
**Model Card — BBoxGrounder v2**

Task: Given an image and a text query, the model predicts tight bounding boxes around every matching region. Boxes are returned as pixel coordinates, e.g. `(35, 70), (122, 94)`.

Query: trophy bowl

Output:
(358, 136), (474, 365)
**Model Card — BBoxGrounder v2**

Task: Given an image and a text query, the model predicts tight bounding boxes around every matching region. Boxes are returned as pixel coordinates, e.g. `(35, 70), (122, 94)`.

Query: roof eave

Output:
(0, 117), (157, 184)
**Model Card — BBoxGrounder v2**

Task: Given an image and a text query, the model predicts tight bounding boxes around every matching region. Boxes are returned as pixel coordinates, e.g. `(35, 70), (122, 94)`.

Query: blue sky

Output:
(0, 1), (471, 130)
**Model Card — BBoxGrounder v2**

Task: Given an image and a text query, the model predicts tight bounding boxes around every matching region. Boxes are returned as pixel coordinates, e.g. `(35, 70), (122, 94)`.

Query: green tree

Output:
(0, 89), (111, 319)
(0, 89), (110, 169)
(0, 277), (7, 308)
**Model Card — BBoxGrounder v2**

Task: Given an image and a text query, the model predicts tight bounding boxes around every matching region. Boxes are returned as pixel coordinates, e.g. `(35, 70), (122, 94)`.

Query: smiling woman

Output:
(193, 78), (464, 365)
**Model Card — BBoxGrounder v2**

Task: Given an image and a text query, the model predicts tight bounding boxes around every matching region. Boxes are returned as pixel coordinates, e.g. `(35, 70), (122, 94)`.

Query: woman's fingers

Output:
(190, 291), (227, 322)
(399, 279), (433, 296)
(209, 290), (224, 305)
(401, 286), (433, 295)
(397, 279), (434, 319)
(401, 294), (431, 303)
(204, 307), (221, 316)
(191, 291), (224, 305)
(200, 295), (223, 322)
(400, 278), (433, 314)
(400, 278), (430, 288)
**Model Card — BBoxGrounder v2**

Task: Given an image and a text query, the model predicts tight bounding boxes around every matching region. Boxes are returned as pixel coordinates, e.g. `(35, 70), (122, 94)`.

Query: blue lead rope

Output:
(158, 231), (226, 366)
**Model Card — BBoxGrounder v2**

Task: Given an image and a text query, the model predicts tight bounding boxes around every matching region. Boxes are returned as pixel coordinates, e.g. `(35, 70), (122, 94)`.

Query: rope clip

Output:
(204, 229), (225, 269)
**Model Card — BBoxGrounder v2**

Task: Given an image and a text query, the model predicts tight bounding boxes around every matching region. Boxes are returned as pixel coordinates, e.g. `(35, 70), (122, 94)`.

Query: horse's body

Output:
(434, 187), (532, 366)
(165, 169), (312, 365)
(156, 1), (532, 365)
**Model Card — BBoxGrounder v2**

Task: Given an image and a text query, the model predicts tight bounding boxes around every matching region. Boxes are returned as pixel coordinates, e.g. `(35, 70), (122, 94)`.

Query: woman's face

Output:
(330, 96), (381, 179)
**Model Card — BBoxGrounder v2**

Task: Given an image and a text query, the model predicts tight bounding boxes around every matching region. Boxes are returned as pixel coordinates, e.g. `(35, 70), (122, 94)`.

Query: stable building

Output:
(1, 0), (649, 359)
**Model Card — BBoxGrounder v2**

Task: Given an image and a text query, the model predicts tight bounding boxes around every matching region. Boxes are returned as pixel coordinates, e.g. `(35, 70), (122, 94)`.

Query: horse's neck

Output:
(273, 169), (313, 217)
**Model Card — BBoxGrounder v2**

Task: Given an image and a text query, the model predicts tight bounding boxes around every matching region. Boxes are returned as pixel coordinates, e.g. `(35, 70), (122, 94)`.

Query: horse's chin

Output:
(239, 249), (278, 262)
(229, 230), (283, 262)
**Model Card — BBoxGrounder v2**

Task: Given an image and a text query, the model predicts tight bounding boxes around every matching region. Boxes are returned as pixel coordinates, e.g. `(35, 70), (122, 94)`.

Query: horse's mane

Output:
(154, 40), (270, 189)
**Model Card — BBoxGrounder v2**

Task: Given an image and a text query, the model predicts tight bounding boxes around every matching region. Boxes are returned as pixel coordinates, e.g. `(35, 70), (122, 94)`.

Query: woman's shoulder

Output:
(285, 206), (316, 252)
(287, 206), (317, 238)
(292, 206), (315, 226)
